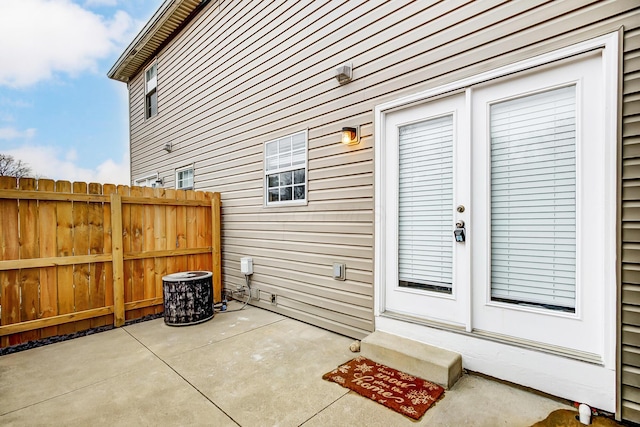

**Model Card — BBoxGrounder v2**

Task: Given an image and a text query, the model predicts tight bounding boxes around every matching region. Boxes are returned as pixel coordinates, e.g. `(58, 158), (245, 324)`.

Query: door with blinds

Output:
(469, 53), (604, 356)
(383, 93), (470, 327)
(383, 52), (606, 358)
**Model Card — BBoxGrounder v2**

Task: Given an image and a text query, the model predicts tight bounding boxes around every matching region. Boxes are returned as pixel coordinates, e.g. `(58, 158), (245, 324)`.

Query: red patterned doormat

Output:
(322, 356), (444, 420)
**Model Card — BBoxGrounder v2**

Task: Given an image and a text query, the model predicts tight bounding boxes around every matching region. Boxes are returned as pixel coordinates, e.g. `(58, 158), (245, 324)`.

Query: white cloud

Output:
(0, 0), (135, 87)
(65, 148), (78, 162)
(0, 98), (32, 109)
(0, 113), (16, 123)
(84, 0), (118, 6)
(0, 127), (36, 140)
(4, 145), (130, 185)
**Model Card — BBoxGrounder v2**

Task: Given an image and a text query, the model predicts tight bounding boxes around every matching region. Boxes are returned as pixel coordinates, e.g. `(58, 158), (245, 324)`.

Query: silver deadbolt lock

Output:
(454, 220), (466, 243)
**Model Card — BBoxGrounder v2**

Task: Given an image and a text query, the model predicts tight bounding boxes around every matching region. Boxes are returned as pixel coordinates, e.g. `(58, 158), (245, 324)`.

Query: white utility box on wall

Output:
(241, 257), (253, 275)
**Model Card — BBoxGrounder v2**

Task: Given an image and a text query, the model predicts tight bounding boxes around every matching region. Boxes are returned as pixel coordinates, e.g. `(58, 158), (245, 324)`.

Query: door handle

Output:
(454, 220), (466, 242)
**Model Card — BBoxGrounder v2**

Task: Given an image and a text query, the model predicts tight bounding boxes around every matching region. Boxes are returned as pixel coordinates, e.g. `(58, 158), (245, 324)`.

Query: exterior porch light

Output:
(335, 63), (352, 84)
(341, 126), (359, 145)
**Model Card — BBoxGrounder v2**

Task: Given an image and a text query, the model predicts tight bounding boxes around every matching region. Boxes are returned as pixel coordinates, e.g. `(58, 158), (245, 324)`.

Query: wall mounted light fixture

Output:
(335, 63), (353, 85)
(341, 126), (359, 145)
(163, 142), (172, 152)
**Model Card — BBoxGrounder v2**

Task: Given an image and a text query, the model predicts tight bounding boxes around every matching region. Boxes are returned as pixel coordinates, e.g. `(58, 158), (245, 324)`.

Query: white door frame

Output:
(373, 32), (619, 410)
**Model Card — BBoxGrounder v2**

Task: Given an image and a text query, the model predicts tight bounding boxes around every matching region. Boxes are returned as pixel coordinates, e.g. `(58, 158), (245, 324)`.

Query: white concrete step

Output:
(360, 331), (462, 389)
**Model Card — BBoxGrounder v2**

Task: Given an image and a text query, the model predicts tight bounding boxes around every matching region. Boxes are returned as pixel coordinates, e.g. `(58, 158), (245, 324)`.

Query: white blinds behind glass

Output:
(490, 85), (576, 310)
(399, 115), (453, 291)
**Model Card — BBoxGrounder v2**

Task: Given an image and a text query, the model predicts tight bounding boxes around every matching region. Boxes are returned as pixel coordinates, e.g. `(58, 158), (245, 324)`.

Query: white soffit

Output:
(107, 0), (202, 82)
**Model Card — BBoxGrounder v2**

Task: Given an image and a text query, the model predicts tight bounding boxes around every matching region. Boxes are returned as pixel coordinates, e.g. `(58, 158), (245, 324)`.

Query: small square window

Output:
(264, 131), (307, 206)
(176, 166), (194, 190)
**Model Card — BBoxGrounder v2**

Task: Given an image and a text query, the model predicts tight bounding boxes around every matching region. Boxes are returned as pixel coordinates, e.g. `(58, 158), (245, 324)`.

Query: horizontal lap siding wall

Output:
(622, 20), (640, 424)
(127, 0), (639, 345)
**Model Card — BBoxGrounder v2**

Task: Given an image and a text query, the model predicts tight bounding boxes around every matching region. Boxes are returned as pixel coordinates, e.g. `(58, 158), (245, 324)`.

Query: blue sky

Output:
(0, 0), (162, 184)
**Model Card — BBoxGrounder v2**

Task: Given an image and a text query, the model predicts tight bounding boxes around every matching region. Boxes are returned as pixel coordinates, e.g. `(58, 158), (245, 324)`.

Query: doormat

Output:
(322, 356), (444, 420)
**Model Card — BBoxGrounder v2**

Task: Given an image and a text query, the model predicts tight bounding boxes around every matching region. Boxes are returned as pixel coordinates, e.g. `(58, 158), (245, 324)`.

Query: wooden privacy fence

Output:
(0, 177), (221, 348)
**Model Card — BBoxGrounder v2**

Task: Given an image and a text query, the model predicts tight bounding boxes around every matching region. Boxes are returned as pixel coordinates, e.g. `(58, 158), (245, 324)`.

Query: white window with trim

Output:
(145, 61), (157, 119)
(264, 130), (307, 206)
(135, 174), (161, 188)
(175, 165), (194, 190)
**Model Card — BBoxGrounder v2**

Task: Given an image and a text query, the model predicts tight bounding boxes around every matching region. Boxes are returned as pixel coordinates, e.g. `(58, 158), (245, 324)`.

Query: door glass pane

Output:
(490, 85), (576, 311)
(398, 115), (453, 293)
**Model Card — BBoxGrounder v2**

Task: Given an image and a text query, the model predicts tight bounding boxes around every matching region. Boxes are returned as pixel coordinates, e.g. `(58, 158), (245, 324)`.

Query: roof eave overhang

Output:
(107, 0), (202, 83)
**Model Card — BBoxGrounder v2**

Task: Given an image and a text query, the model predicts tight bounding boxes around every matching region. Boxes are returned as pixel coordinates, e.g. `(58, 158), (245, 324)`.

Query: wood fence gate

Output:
(0, 177), (221, 347)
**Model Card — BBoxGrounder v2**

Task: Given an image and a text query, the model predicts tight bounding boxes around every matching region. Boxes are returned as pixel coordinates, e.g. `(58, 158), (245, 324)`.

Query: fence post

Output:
(211, 193), (222, 303)
(110, 193), (125, 327)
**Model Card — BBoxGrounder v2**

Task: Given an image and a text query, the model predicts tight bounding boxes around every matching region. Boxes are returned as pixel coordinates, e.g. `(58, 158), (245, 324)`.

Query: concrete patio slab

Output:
(125, 305), (285, 358)
(0, 302), (575, 426)
(168, 317), (354, 426)
(302, 374), (570, 427)
(0, 328), (155, 415)
(0, 356), (236, 427)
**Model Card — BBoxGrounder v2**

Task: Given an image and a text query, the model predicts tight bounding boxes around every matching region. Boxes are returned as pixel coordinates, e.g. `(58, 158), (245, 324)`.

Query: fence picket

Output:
(37, 179), (57, 338)
(175, 190), (188, 274)
(18, 178), (40, 343)
(141, 186), (155, 317)
(56, 181), (74, 335)
(117, 185), (133, 321)
(153, 187), (167, 315)
(0, 176), (19, 346)
(165, 188), (177, 278)
(129, 186), (144, 321)
(195, 191), (207, 271)
(72, 182), (90, 332)
(110, 193), (125, 327)
(103, 184), (116, 324)
(186, 190), (197, 271)
(88, 183), (105, 328)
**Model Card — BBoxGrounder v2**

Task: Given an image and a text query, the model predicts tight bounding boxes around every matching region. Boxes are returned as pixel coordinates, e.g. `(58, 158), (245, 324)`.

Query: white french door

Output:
(383, 93), (470, 328)
(382, 51), (609, 359)
(469, 53), (605, 356)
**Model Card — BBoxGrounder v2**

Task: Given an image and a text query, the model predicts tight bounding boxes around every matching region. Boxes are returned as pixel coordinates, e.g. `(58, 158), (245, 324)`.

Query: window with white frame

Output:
(175, 166), (194, 190)
(135, 174), (161, 188)
(145, 62), (157, 119)
(264, 131), (307, 205)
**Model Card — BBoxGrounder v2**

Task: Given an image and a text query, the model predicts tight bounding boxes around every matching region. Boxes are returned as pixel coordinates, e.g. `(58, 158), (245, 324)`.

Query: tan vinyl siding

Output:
(128, 0), (639, 399)
(622, 21), (640, 424)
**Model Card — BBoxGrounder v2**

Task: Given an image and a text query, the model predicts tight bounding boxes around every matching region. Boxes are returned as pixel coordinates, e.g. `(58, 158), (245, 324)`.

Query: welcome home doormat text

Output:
(322, 356), (444, 420)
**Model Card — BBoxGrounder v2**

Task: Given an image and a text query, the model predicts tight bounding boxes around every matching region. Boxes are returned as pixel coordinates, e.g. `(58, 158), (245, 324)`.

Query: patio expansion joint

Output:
(204, 316), (288, 345)
(122, 327), (244, 427)
(139, 316), (289, 358)
(0, 372), (128, 417)
(297, 389), (351, 426)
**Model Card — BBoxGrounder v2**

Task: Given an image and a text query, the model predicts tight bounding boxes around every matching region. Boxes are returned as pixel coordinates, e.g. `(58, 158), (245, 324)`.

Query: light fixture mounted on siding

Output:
(163, 142), (172, 152)
(341, 126), (359, 145)
(335, 63), (353, 84)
